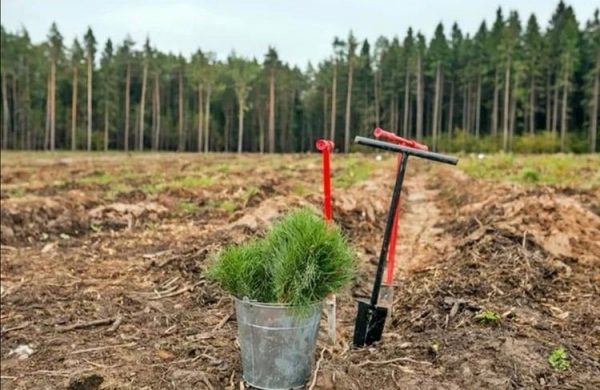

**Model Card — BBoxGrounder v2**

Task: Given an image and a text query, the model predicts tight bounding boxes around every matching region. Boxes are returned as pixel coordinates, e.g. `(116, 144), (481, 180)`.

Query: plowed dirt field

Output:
(1, 152), (599, 389)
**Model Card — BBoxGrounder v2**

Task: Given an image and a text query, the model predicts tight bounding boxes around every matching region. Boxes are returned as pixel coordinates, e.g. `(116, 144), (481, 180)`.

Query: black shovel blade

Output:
(352, 299), (388, 347)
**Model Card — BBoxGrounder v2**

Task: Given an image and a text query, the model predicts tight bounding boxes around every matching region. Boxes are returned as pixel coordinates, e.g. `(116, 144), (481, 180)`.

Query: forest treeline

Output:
(1, 1), (598, 153)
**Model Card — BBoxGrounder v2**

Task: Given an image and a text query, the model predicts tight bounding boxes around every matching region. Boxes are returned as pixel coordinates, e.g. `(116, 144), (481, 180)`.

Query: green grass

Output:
(208, 208), (356, 314)
(141, 175), (214, 193)
(242, 186), (259, 203)
(474, 310), (501, 324)
(458, 154), (600, 189)
(5, 187), (27, 198)
(548, 347), (570, 371)
(215, 163), (230, 173)
(176, 200), (199, 214)
(291, 183), (308, 196)
(79, 171), (117, 185)
(333, 156), (376, 188)
(219, 200), (236, 213)
(170, 175), (214, 188)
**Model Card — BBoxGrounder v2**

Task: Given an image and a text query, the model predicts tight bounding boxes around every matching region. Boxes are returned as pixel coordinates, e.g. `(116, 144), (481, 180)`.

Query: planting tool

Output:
(352, 135), (458, 347)
(316, 138), (337, 344)
(315, 139), (334, 222)
(373, 128), (429, 308)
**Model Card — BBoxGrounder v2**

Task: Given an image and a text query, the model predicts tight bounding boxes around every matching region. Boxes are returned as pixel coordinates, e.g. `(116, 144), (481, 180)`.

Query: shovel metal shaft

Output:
(370, 153), (409, 307)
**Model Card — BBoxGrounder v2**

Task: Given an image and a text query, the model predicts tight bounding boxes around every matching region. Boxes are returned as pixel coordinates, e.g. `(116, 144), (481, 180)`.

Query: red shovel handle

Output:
(316, 139), (334, 221)
(373, 127), (429, 151)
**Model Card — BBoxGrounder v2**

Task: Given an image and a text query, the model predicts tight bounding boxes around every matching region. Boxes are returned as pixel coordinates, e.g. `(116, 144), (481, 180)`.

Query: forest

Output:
(1, 1), (598, 153)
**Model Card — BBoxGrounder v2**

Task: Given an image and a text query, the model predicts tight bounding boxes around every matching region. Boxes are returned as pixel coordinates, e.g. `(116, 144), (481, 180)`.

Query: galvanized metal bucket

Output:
(234, 297), (322, 390)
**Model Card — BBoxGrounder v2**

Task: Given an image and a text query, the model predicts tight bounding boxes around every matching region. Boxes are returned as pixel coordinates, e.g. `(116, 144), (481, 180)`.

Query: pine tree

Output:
(344, 31), (358, 152)
(415, 33), (426, 140)
(558, 6), (580, 151)
(264, 47), (280, 153)
(583, 10), (599, 152)
(117, 36), (134, 151)
(46, 22), (63, 151)
(139, 37), (151, 151)
(330, 37), (344, 144)
(490, 8), (504, 138)
(428, 23), (449, 150)
(0, 26), (9, 148)
(84, 27), (96, 150)
(523, 15), (543, 134)
(100, 39), (115, 150)
(500, 11), (521, 151)
(228, 54), (259, 153)
(69, 38), (83, 150)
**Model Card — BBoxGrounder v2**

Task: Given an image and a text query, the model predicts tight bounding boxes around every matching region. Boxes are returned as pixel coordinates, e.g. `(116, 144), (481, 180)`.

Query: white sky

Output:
(1, 0), (597, 68)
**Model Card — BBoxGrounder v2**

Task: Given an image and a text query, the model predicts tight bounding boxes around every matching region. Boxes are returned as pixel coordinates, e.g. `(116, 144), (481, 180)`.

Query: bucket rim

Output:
(233, 296), (322, 309)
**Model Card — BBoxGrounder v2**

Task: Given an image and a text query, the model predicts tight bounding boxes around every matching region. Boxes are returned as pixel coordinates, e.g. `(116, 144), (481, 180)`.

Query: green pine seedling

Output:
(207, 208), (355, 314)
(474, 310), (500, 324)
(548, 347), (570, 371)
(267, 209), (355, 314)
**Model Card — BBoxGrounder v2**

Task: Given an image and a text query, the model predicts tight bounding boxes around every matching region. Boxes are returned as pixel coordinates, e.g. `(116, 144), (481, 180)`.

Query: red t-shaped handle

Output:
(373, 127), (429, 151)
(372, 128), (428, 285)
(316, 139), (334, 222)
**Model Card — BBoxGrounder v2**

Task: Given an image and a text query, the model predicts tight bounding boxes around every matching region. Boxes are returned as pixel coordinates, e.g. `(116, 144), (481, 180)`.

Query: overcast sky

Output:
(1, 1), (597, 68)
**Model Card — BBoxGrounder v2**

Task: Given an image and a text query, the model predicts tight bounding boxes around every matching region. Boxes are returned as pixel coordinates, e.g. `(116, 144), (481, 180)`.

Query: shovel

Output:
(373, 128), (429, 308)
(352, 135), (458, 348)
(316, 139), (336, 344)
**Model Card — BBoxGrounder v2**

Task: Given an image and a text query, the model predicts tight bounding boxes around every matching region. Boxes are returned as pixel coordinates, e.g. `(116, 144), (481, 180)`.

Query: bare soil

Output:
(1, 153), (599, 390)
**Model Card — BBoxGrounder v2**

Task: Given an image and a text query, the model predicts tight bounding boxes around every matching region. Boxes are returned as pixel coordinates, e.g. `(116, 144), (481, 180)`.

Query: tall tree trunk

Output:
(178, 68), (184, 151)
(432, 62), (441, 151)
(196, 83), (203, 152)
(344, 58), (353, 152)
(104, 95), (109, 151)
(529, 75), (536, 134)
(509, 72), (519, 151)
(133, 104), (140, 151)
(87, 53), (93, 151)
(24, 65), (31, 149)
(393, 96), (399, 133)
(50, 60), (56, 151)
(258, 100), (265, 153)
(1, 70), (9, 149)
(546, 70), (551, 132)
(237, 97), (244, 153)
(466, 82), (472, 134)
(403, 70), (410, 137)
(139, 62), (148, 151)
(329, 63), (337, 142)
(560, 62), (569, 152)
(552, 80), (559, 137)
(416, 53), (423, 140)
(154, 73), (160, 150)
(447, 81), (454, 137)
(268, 71), (275, 152)
(462, 84), (467, 132)
(475, 71), (482, 138)
(204, 87), (211, 153)
(492, 67), (499, 137)
(322, 90), (328, 138)
(124, 63), (131, 151)
(502, 60), (511, 152)
(71, 66), (78, 150)
(374, 69), (381, 127)
(44, 72), (50, 150)
(224, 103), (231, 152)
(389, 98), (394, 131)
(151, 74), (156, 150)
(590, 58), (599, 153)
(12, 75), (18, 148)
